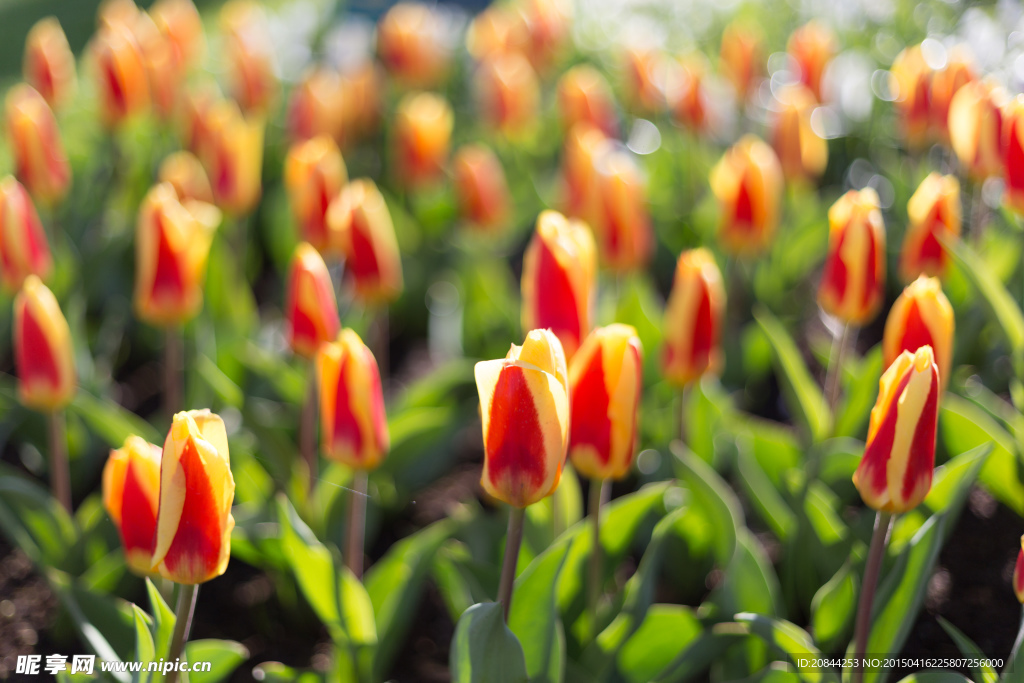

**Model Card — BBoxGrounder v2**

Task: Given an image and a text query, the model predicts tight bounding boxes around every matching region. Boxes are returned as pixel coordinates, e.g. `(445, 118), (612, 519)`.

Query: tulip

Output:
(326, 178), (403, 304)
(158, 151), (213, 204)
(562, 122), (608, 222)
(568, 324), (642, 481)
(515, 0), (571, 72)
(592, 147), (652, 272)
(98, 0), (141, 29)
(286, 68), (344, 144)
(201, 99), (264, 215)
(1014, 536), (1024, 604)
(5, 84), (70, 206)
(476, 52), (540, 136)
(662, 248), (726, 387)
(135, 12), (184, 122)
(103, 436), (162, 576)
(557, 64), (618, 138)
(465, 5), (524, 61)
(948, 80), (1005, 180)
(818, 188), (886, 325)
(1003, 95), (1024, 215)
(521, 210), (596, 360)
(709, 134), (783, 257)
(23, 18), (76, 110)
(134, 183), (221, 326)
(179, 83), (221, 158)
(900, 173), (960, 282)
(284, 135), (348, 253)
(376, 2), (451, 88)
(883, 275), (953, 393)
(668, 55), (708, 132)
(890, 45), (933, 149)
(220, 0), (277, 114)
(90, 23), (150, 128)
(150, 0), (205, 72)
(772, 84), (828, 182)
(393, 91), (452, 189)
(929, 47), (974, 143)
(452, 144), (511, 232)
(622, 47), (668, 114)
(14, 275), (75, 412)
(786, 20), (836, 102)
(286, 243), (340, 359)
(0, 176), (52, 290)
(152, 409), (234, 584)
(342, 61), (383, 141)
(720, 21), (763, 102)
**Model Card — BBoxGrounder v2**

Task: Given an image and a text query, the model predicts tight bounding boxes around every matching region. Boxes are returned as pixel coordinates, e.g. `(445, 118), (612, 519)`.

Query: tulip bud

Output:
(152, 409), (235, 584)
(284, 135), (348, 253)
(852, 346), (939, 513)
(377, 2), (452, 89)
(393, 91), (453, 189)
(90, 23), (150, 128)
(516, 0), (571, 73)
(668, 55), (708, 132)
(622, 47), (669, 114)
(220, 0), (277, 114)
(201, 99), (264, 215)
(476, 52), (540, 136)
(900, 173), (960, 282)
(772, 84), (828, 182)
(1003, 95), (1024, 215)
(98, 0), (141, 29)
(179, 83), (221, 158)
(103, 436), (162, 576)
(883, 276), (954, 394)
(158, 151), (213, 204)
(317, 329), (389, 470)
(818, 188), (886, 325)
(135, 12), (183, 122)
(568, 324), (642, 481)
(466, 6), (524, 61)
(286, 243), (340, 359)
(23, 18), (76, 110)
(14, 275), (75, 411)
(1014, 536), (1024, 604)
(326, 178), (403, 304)
(720, 21), (763, 102)
(786, 20), (836, 102)
(890, 44), (933, 149)
(709, 134), (783, 257)
(286, 68), (344, 144)
(662, 248), (726, 387)
(592, 147), (652, 272)
(929, 47), (974, 142)
(475, 329), (569, 508)
(0, 176), (52, 290)
(5, 84), (70, 206)
(521, 210), (596, 359)
(342, 61), (383, 141)
(948, 80), (1006, 180)
(150, 0), (205, 72)
(557, 65), (618, 138)
(134, 182), (221, 326)
(453, 144), (511, 232)
(562, 122), (608, 222)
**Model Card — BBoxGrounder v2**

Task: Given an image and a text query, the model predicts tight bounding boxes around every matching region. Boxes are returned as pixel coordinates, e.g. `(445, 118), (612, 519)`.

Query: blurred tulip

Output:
(23, 18), (76, 109)
(929, 47), (974, 143)
(393, 91), (452, 189)
(786, 20), (835, 101)
(158, 151), (213, 203)
(772, 84), (828, 182)
(98, 0), (141, 29)
(103, 436), (162, 575)
(557, 64), (617, 137)
(284, 135), (348, 253)
(377, 2), (451, 88)
(90, 23), (150, 127)
(135, 12), (184, 122)
(662, 248), (726, 387)
(326, 178), (403, 304)
(286, 243), (340, 359)
(475, 328), (569, 508)
(890, 45), (933, 149)
(342, 61), (383, 141)
(286, 68), (344, 144)
(948, 80), (1005, 180)
(134, 183), (220, 326)
(709, 134), (783, 257)
(900, 173), (960, 281)
(317, 328), (389, 470)
(465, 5), (524, 61)
(179, 83), (221, 157)
(853, 346), (939, 513)
(201, 99), (264, 215)
(152, 409), (234, 584)
(221, 0), (277, 113)
(1015, 536), (1024, 603)
(592, 147), (651, 272)
(668, 55), (708, 132)
(0, 176), (51, 290)
(562, 122), (608, 222)
(150, 0), (205, 72)
(622, 47), (669, 114)
(883, 276), (954, 393)
(515, 0), (571, 72)
(476, 52), (540, 136)
(521, 210), (596, 360)
(719, 20), (763, 102)
(818, 188), (886, 325)
(5, 84), (70, 206)
(14, 275), (74, 411)
(568, 324), (642, 481)
(1002, 95), (1024, 215)
(453, 144), (511, 232)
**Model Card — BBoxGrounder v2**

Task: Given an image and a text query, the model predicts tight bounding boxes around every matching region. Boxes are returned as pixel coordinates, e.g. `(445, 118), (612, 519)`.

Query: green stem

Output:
(164, 326), (183, 422)
(1004, 605), (1024, 677)
(824, 322), (852, 419)
(166, 583), (199, 683)
(677, 384), (691, 445)
(48, 410), (70, 512)
(346, 469), (369, 580)
(300, 366), (318, 493)
(853, 511), (893, 683)
(588, 479), (609, 619)
(498, 506), (526, 623)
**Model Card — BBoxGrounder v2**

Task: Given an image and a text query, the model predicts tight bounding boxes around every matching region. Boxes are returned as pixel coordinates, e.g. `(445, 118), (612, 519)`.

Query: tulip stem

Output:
(164, 326), (183, 422)
(498, 506), (526, 623)
(853, 511), (893, 683)
(346, 469), (369, 580)
(48, 410), (71, 512)
(300, 369), (318, 493)
(824, 322), (852, 417)
(1005, 605), (1024, 677)
(166, 583), (199, 683)
(588, 478), (610, 620)
(677, 384), (691, 444)
(373, 308), (389, 381)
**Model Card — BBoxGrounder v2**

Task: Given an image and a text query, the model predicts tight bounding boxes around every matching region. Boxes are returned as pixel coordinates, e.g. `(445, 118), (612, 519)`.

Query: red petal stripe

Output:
(569, 347), (611, 465)
(902, 366), (939, 501)
(18, 302), (60, 390)
(534, 235), (582, 350)
(121, 458), (157, 556)
(331, 352), (364, 457)
(161, 437), (222, 581)
(486, 364), (546, 493)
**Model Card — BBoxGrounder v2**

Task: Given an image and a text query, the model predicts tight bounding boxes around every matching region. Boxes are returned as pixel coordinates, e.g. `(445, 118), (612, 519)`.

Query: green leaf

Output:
(70, 391), (161, 447)
(650, 624), (749, 683)
(835, 345), (883, 438)
(508, 540), (570, 683)
(618, 605), (702, 683)
(936, 617), (997, 683)
(715, 530), (781, 618)
(810, 562), (857, 653)
(672, 443), (742, 565)
(1004, 611), (1024, 681)
(0, 471), (77, 567)
(736, 446), (796, 541)
(450, 602), (529, 683)
(145, 579), (176, 661)
(185, 639), (250, 683)
(131, 605), (155, 683)
(48, 569), (132, 682)
(276, 496), (341, 630)
(894, 675), (972, 683)
(196, 354), (245, 408)
(251, 662), (324, 683)
(734, 613), (838, 683)
(339, 568), (377, 647)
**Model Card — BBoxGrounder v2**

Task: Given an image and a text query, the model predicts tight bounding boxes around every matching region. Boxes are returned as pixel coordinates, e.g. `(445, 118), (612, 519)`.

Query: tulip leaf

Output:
(936, 617), (997, 683)
(835, 344), (883, 439)
(1004, 611), (1024, 681)
(450, 602), (529, 683)
(895, 675), (972, 683)
(810, 561), (857, 653)
(69, 391), (162, 448)
(508, 539), (569, 683)
(714, 530), (782, 620)
(734, 613), (838, 683)
(735, 445), (797, 541)
(251, 662), (324, 683)
(145, 579), (176, 662)
(339, 568), (377, 646)
(617, 605), (703, 683)
(185, 639), (250, 683)
(131, 605), (155, 683)
(649, 623), (749, 683)
(48, 569), (133, 681)
(196, 353), (245, 408)
(0, 468), (77, 569)
(276, 497), (342, 633)
(672, 443), (742, 565)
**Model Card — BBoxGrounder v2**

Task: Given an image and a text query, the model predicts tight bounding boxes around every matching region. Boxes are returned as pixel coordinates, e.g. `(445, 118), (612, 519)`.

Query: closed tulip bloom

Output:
(593, 147), (652, 272)
(890, 45), (933, 149)
(668, 55), (708, 132)
(900, 173), (960, 281)
(622, 47), (669, 114)
(135, 183), (221, 326)
(317, 329), (389, 470)
(568, 324), (642, 481)
(1003, 95), (1024, 215)
(852, 346), (939, 513)
(786, 20), (835, 101)
(342, 61), (383, 141)
(557, 65), (618, 138)
(5, 84), (70, 206)
(150, 0), (205, 72)
(818, 188), (886, 325)
(453, 144), (511, 232)
(393, 91), (453, 189)
(0, 176), (51, 290)
(284, 135), (348, 253)
(202, 99), (264, 215)
(476, 52), (540, 136)
(327, 178), (403, 304)
(286, 243), (340, 359)
(287, 68), (344, 144)
(883, 276), (954, 393)
(475, 329), (569, 508)
(720, 21), (763, 101)
(948, 80), (1005, 180)
(466, 5), (524, 61)
(90, 23), (149, 127)
(23, 18), (76, 110)
(179, 84), (221, 158)
(377, 2), (451, 88)
(709, 134), (783, 257)
(1014, 536), (1024, 604)
(152, 410), (235, 584)
(772, 84), (828, 182)
(135, 13), (183, 122)
(515, 0), (571, 72)
(103, 436), (162, 575)
(929, 47), (974, 142)
(521, 210), (596, 360)
(662, 248), (725, 387)
(562, 122), (608, 222)
(14, 275), (74, 411)
(221, 0), (277, 114)
(158, 151), (213, 204)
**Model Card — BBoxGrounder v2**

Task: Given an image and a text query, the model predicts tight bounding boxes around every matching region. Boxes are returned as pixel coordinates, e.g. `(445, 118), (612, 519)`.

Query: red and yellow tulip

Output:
(562, 122), (608, 222)
(900, 173), (960, 282)
(23, 17), (76, 110)
(150, 0), (205, 73)
(90, 23), (150, 127)
(662, 248), (725, 387)
(720, 20), (763, 102)
(465, 5), (523, 61)
(376, 2), (451, 88)
(669, 55), (708, 132)
(948, 79), (1005, 180)
(158, 151), (213, 204)
(453, 144), (511, 232)
(1002, 95), (1024, 214)
(786, 20), (835, 101)
(557, 64), (618, 137)
(515, 0), (571, 73)
(327, 178), (403, 304)
(818, 188), (886, 325)
(0, 176), (52, 290)
(622, 47), (669, 114)
(592, 147), (651, 272)
(709, 134), (782, 257)
(476, 52), (540, 136)
(221, 0), (277, 114)
(772, 84), (828, 182)
(14, 275), (75, 411)
(284, 135), (348, 254)
(201, 99), (264, 215)
(5, 84), (70, 206)
(1014, 536), (1024, 603)
(890, 44), (933, 149)
(286, 68), (345, 144)
(103, 436), (162, 576)
(929, 47), (974, 142)
(393, 91), (453, 189)
(286, 243), (340, 359)
(883, 276), (953, 393)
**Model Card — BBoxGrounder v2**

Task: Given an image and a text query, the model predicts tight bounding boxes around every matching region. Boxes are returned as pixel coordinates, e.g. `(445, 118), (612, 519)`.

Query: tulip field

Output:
(6, 0), (1024, 680)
